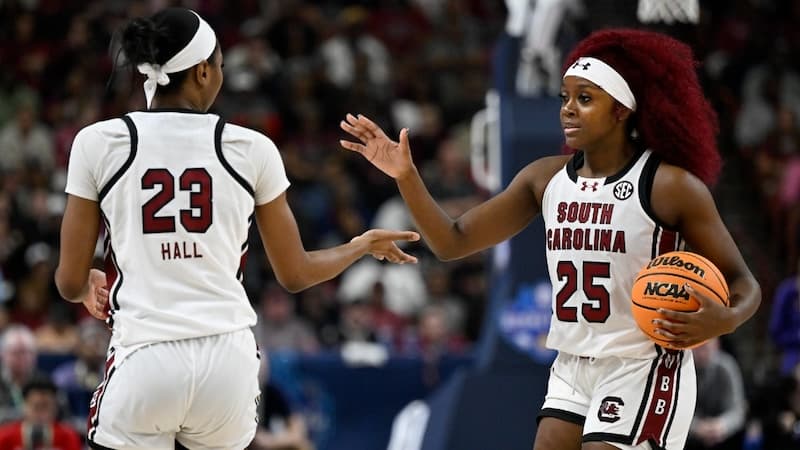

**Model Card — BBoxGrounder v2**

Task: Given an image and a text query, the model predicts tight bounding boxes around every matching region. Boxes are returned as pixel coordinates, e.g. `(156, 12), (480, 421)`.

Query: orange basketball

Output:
(631, 251), (729, 349)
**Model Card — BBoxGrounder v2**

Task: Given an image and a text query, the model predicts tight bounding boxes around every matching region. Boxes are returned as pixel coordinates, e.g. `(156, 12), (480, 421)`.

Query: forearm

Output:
(396, 168), (463, 260)
(727, 275), (761, 331)
(281, 240), (370, 293)
(55, 266), (89, 303)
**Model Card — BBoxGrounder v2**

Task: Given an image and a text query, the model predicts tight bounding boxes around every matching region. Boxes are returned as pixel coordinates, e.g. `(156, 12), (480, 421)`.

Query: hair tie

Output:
(136, 11), (216, 108)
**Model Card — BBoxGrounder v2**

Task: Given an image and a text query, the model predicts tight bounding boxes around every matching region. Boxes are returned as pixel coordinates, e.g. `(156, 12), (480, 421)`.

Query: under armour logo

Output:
(581, 181), (599, 191)
(572, 61), (591, 70)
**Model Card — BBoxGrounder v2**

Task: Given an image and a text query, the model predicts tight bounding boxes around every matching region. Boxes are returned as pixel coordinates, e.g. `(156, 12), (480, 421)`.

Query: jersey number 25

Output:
(555, 261), (611, 323)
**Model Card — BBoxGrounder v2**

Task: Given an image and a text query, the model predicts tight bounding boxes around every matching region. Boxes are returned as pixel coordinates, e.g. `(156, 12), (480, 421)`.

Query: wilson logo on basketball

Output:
(645, 255), (706, 278)
(644, 282), (689, 300)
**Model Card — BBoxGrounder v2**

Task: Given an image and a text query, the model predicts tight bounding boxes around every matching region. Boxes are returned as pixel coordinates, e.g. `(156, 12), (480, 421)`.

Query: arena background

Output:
(0, 1), (797, 449)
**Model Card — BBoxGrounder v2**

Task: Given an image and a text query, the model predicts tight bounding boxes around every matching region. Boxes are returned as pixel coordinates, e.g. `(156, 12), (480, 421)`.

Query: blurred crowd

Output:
(0, 0), (800, 449)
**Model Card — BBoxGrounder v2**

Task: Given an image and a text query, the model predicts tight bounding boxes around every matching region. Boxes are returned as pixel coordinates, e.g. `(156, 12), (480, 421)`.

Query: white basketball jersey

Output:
(66, 110), (289, 351)
(542, 149), (682, 359)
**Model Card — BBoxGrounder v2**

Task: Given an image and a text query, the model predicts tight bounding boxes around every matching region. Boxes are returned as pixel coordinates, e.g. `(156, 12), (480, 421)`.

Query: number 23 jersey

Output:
(65, 110), (289, 348)
(541, 149), (682, 359)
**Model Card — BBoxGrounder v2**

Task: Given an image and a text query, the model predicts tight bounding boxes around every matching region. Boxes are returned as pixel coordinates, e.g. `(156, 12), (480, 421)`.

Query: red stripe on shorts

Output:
(636, 350), (680, 447)
(87, 350), (116, 439)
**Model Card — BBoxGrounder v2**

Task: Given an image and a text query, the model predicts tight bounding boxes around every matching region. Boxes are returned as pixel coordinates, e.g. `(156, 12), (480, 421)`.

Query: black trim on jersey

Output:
(99, 116), (138, 202)
(214, 118), (255, 196)
(565, 150), (645, 184)
(137, 107), (211, 114)
(638, 153), (676, 230)
(88, 440), (116, 450)
(605, 148), (645, 184)
(582, 432), (634, 445)
(566, 152), (582, 182)
(650, 226), (661, 260)
(584, 433), (665, 450)
(101, 213), (122, 312)
(538, 408), (585, 425)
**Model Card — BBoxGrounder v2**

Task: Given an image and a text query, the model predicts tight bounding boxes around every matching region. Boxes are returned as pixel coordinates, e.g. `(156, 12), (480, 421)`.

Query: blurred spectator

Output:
(364, 281), (408, 351)
(0, 376), (80, 450)
(686, 338), (747, 450)
(749, 364), (800, 450)
(422, 262), (466, 336)
(253, 282), (320, 355)
(421, 133), (482, 218)
(0, 95), (54, 174)
(319, 6), (390, 96)
(337, 257), (428, 318)
(735, 43), (800, 151)
(295, 282), (341, 349)
(250, 372), (314, 450)
(51, 318), (110, 435)
(337, 299), (378, 346)
(405, 304), (467, 359)
(769, 264), (800, 376)
(8, 243), (56, 331)
(0, 325), (44, 423)
(35, 302), (79, 354)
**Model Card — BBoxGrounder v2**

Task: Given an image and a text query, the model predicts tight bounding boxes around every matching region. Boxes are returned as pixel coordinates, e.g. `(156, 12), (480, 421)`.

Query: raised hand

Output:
(340, 114), (414, 180)
(351, 229), (421, 264)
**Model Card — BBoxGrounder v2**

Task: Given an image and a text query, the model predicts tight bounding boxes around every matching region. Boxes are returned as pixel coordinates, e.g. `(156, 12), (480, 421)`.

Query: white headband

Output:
(563, 57), (637, 111)
(136, 11), (217, 109)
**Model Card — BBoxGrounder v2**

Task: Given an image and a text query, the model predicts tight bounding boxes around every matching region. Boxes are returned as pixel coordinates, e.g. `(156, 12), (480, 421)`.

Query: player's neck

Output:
(578, 135), (636, 178)
(151, 94), (205, 112)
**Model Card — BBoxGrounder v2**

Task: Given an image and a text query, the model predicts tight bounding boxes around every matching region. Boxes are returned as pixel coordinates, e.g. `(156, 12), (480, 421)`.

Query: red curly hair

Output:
(563, 29), (721, 186)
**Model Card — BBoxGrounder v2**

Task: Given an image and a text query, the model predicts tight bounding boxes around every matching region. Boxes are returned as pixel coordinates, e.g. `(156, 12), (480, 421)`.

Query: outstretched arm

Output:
(256, 191), (419, 293)
(340, 114), (545, 260)
(650, 166), (761, 347)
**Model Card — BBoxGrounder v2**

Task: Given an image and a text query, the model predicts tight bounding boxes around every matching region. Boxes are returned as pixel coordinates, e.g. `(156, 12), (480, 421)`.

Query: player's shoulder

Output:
(522, 154), (572, 187)
(651, 160), (707, 193)
(220, 122), (278, 152)
(73, 117), (130, 147)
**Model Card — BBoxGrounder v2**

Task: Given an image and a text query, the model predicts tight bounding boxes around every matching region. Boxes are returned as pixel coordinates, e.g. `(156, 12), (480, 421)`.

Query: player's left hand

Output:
(81, 268), (109, 321)
(651, 283), (736, 349)
(351, 229), (421, 264)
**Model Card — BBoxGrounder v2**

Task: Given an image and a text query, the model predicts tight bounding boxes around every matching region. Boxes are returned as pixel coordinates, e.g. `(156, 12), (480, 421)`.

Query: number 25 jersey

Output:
(541, 150), (682, 359)
(65, 110), (289, 349)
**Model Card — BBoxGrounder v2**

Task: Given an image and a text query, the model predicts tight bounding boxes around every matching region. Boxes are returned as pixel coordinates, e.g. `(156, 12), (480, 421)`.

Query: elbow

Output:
(274, 273), (311, 294)
(436, 248), (463, 262)
(54, 266), (84, 302)
(282, 282), (306, 294)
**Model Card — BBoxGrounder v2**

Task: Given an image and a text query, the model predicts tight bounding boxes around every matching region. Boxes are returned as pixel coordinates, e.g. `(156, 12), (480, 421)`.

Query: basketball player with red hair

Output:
(340, 29), (760, 450)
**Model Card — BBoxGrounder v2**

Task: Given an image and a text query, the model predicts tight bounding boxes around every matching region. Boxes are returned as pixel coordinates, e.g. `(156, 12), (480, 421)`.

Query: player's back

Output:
(72, 110), (288, 348)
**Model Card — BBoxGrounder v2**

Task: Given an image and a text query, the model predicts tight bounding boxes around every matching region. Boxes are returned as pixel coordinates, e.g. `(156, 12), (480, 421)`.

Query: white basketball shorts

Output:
(539, 348), (696, 450)
(87, 328), (261, 450)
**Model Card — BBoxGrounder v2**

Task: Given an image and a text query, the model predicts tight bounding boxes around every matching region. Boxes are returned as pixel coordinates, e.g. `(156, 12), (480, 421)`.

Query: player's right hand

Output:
(339, 113), (414, 180)
(82, 268), (110, 321)
(351, 229), (420, 264)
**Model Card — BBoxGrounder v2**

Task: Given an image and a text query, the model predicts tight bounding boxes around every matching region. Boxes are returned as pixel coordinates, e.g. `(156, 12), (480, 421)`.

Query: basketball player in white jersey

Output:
(54, 8), (419, 450)
(339, 29), (761, 450)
